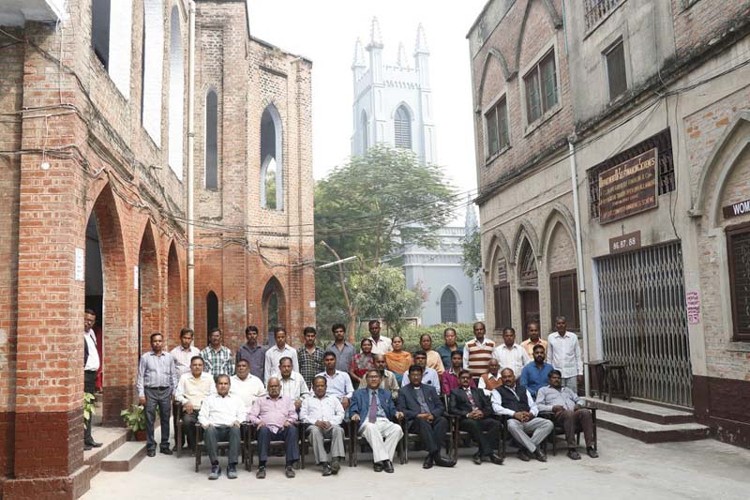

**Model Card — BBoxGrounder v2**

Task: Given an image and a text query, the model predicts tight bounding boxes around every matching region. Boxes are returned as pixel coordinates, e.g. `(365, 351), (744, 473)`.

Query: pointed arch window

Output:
(142, 0), (164, 145)
(260, 105), (283, 210)
(206, 291), (219, 338)
(440, 288), (458, 324)
(394, 105), (412, 150)
(168, 6), (184, 178)
(519, 240), (538, 288)
(205, 89), (218, 190)
(92, 0), (132, 97)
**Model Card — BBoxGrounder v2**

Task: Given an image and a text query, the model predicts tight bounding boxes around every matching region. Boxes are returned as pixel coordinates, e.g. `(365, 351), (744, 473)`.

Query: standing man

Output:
(198, 374), (245, 480)
(276, 357), (309, 411)
(264, 327), (299, 381)
(237, 325), (267, 382)
(367, 320), (392, 355)
(137, 332), (178, 457)
(547, 316), (583, 393)
(171, 327), (200, 377)
(247, 377), (300, 479)
(493, 327), (530, 378)
(359, 354), (399, 400)
(230, 359), (266, 414)
(327, 323), (355, 374)
(463, 321), (496, 381)
(437, 327), (463, 370)
(317, 351), (353, 410)
(420, 334), (445, 375)
(297, 326), (324, 388)
(300, 376), (346, 476)
(83, 309), (102, 450)
(520, 344), (554, 399)
(348, 370), (404, 473)
(201, 327), (234, 377)
(401, 351), (441, 394)
(175, 356), (214, 452)
(520, 320), (547, 359)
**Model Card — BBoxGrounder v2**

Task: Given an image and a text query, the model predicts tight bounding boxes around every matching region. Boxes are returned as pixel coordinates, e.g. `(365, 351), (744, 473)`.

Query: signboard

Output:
(598, 148), (658, 224)
(609, 231), (641, 254)
(723, 198), (750, 219)
(686, 291), (701, 325)
(75, 247), (85, 281)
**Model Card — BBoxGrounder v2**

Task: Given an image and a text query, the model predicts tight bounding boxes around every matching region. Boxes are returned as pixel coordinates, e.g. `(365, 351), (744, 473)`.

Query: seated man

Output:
(536, 369), (598, 460)
(449, 369), (503, 465)
(175, 356), (214, 452)
(276, 356), (310, 411)
(247, 377), (300, 479)
(230, 359), (266, 413)
(359, 354), (399, 400)
(491, 368), (553, 463)
(317, 351), (353, 409)
(402, 351), (441, 394)
(442, 351), (475, 395)
(520, 344), (554, 399)
(478, 359), (503, 396)
(300, 376), (346, 476)
(397, 365), (455, 469)
(197, 374), (245, 480)
(348, 369), (404, 473)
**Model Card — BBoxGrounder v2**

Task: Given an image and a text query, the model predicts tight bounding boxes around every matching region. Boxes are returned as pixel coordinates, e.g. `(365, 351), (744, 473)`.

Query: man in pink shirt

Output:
(247, 377), (300, 479)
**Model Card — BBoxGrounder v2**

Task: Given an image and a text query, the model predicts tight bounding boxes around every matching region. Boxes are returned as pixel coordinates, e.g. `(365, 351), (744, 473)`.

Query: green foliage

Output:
(83, 392), (96, 422)
(350, 266), (424, 335)
(398, 323), (477, 352)
(120, 404), (147, 432)
(462, 228), (482, 280)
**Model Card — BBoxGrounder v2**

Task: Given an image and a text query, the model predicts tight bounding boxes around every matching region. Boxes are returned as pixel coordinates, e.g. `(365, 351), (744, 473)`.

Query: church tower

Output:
(351, 18), (436, 164)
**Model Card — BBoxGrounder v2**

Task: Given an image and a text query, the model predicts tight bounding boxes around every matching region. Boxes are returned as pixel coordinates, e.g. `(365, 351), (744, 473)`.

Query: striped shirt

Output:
(463, 338), (496, 377)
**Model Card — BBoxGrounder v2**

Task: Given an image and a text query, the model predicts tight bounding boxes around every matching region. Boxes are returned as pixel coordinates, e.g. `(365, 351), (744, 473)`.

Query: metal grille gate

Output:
(596, 242), (692, 407)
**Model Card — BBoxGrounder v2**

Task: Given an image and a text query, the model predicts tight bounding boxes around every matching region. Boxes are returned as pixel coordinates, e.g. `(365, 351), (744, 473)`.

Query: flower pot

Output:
(134, 430), (147, 441)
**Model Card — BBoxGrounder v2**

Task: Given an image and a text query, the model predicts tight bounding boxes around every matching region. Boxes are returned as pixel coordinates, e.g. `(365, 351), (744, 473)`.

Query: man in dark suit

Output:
(397, 365), (455, 469)
(449, 369), (503, 465)
(348, 369), (404, 473)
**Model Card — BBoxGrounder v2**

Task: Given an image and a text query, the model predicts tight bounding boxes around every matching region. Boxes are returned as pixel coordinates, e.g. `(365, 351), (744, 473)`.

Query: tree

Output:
(462, 228), (482, 280)
(350, 266), (424, 335)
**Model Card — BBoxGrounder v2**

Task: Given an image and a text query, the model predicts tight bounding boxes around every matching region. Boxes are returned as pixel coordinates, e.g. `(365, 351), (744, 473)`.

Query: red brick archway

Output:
(138, 221), (161, 354)
(166, 241), (183, 348)
(262, 276), (287, 341)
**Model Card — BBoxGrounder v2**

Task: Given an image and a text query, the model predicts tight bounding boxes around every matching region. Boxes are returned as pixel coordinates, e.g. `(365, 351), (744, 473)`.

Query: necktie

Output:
(466, 388), (477, 410)
(368, 391), (378, 423)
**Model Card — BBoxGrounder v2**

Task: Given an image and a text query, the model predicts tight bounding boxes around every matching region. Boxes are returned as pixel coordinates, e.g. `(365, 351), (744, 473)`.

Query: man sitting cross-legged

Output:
(449, 369), (503, 465)
(397, 365), (455, 469)
(197, 374), (245, 480)
(300, 376), (346, 476)
(491, 368), (553, 463)
(347, 369), (404, 473)
(536, 369), (598, 460)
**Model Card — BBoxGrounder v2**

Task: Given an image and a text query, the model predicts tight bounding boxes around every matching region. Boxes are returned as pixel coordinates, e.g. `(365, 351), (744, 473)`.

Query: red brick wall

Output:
(672, 0), (750, 58)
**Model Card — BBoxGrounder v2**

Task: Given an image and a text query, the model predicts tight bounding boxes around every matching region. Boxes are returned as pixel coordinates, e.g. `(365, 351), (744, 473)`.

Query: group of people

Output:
(83, 311), (598, 481)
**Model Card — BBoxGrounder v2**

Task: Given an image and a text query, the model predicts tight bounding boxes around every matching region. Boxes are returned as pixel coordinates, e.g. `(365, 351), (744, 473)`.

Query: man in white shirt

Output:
(264, 327), (299, 381)
(276, 357), (309, 410)
(198, 375), (246, 480)
(230, 359), (266, 413)
(317, 351), (354, 410)
(547, 316), (584, 393)
(402, 351), (441, 395)
(170, 327), (200, 377)
(367, 320), (392, 355)
(478, 358), (503, 396)
(493, 327), (530, 378)
(175, 356), (214, 451)
(83, 309), (102, 450)
(300, 376), (346, 476)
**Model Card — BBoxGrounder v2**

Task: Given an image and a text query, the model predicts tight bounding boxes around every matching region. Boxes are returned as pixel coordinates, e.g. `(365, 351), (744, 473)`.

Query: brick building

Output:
(0, 0), (314, 496)
(469, 0), (750, 446)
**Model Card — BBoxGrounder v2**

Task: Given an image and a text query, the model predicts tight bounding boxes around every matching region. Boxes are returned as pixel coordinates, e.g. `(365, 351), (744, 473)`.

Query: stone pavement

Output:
(83, 428), (750, 500)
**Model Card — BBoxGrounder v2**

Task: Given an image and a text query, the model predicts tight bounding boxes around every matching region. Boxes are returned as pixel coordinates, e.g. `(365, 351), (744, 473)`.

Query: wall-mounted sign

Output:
(599, 148), (658, 224)
(609, 230), (642, 254)
(134, 266), (139, 290)
(75, 248), (85, 281)
(723, 199), (750, 219)
(686, 291), (701, 325)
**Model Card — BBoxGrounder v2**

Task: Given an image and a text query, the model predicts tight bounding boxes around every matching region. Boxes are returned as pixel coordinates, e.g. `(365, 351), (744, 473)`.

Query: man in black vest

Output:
(83, 309), (102, 450)
(490, 368), (553, 462)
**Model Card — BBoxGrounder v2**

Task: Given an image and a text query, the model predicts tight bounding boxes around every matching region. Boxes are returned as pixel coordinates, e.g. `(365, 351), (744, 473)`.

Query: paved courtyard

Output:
(83, 428), (750, 500)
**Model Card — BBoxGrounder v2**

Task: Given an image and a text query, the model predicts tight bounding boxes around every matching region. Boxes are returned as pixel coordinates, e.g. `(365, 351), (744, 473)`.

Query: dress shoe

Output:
(160, 447), (173, 455)
(322, 463), (332, 476)
(422, 454), (434, 469)
(567, 449), (581, 460)
(472, 452), (482, 465)
(533, 448), (547, 462)
(208, 464), (221, 480)
(227, 464), (238, 479)
(383, 460), (394, 473)
(587, 446), (599, 458)
(435, 454), (456, 468)
(285, 465), (296, 478)
(488, 453), (504, 465)
(517, 449), (530, 462)
(84, 443), (92, 451)
(331, 458), (341, 474)
(146, 449), (156, 458)
(373, 461), (384, 472)
(85, 440), (102, 448)
(256, 465), (266, 479)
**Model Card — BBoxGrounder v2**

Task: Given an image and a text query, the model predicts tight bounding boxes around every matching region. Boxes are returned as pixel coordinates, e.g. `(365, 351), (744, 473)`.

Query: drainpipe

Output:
(568, 138), (590, 397)
(186, 0), (196, 330)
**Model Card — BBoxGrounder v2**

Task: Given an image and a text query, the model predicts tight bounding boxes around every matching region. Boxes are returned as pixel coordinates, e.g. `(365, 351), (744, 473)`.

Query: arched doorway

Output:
(167, 242), (182, 347)
(138, 222), (160, 354)
(262, 277), (286, 343)
(440, 287), (458, 324)
(206, 290), (219, 343)
(518, 238), (539, 340)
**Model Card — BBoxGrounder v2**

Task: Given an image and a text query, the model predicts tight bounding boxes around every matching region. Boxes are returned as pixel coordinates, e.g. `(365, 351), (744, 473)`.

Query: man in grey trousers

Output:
(299, 375), (346, 476)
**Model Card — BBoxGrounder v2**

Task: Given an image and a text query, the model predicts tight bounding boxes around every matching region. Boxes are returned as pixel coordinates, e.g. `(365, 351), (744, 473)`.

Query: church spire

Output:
(415, 23), (429, 55)
(369, 17), (383, 48)
(352, 38), (366, 68)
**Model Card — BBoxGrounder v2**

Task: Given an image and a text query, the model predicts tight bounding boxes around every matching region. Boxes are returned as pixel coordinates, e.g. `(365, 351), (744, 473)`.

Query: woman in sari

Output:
(384, 336), (412, 383)
(349, 338), (375, 386)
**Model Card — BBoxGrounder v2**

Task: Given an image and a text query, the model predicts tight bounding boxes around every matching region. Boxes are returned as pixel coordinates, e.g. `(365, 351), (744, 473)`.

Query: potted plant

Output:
(120, 404), (147, 441)
(83, 392), (96, 426)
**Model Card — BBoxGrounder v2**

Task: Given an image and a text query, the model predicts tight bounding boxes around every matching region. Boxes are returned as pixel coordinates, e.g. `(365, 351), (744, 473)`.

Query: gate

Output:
(596, 242), (692, 407)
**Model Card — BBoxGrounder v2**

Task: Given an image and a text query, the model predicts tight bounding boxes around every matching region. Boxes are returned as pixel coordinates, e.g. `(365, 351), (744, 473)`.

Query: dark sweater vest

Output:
(496, 384), (530, 412)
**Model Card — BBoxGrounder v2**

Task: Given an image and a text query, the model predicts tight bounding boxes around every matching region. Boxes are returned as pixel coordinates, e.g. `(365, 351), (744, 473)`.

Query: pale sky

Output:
(245, 0), (486, 196)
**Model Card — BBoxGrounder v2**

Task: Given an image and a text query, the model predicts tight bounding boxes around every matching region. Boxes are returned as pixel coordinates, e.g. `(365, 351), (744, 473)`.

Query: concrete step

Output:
(596, 410), (711, 443)
(588, 398), (695, 425)
(101, 442), (147, 472)
(84, 427), (129, 467)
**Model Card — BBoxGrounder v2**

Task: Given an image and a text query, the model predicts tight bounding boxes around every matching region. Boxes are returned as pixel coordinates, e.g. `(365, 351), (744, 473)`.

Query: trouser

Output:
(562, 376), (578, 393)
(257, 426), (300, 465)
(506, 417), (554, 453)
(204, 425), (241, 465)
(145, 386), (172, 450)
(459, 417), (500, 456)
(84, 370), (97, 444)
(182, 411), (199, 450)
(306, 425), (345, 464)
(359, 418), (403, 463)
(408, 416), (449, 455)
(555, 409), (595, 448)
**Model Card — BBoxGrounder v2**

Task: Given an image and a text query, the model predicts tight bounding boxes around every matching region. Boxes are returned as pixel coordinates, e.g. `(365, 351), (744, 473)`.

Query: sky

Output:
(245, 0), (487, 197)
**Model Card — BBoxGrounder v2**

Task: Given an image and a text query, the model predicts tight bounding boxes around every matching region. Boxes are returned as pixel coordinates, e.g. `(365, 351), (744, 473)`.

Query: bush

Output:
(397, 323), (476, 352)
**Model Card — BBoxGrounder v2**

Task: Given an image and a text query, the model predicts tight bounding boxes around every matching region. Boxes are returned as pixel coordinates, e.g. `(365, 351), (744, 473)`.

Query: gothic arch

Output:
(515, 0), (563, 70)
(262, 276), (286, 335)
(138, 220), (161, 353)
(142, 0), (165, 145)
(260, 103), (283, 210)
(390, 101), (415, 120)
(167, 5), (184, 178)
(511, 219), (541, 263)
(477, 48), (514, 110)
(540, 204), (576, 259)
(166, 240), (183, 347)
(439, 285), (460, 324)
(485, 229), (512, 273)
